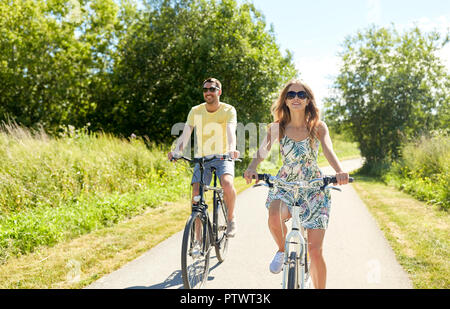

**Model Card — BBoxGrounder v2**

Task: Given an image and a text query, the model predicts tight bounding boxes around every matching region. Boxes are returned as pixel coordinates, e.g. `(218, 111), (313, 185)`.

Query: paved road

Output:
(87, 158), (412, 289)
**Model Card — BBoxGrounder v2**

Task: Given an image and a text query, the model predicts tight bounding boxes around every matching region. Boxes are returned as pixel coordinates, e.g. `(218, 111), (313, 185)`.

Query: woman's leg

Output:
(268, 200), (291, 252)
(307, 229), (327, 289)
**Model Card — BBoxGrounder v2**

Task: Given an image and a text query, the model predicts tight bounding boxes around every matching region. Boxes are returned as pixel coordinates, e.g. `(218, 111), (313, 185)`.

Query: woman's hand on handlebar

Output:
(335, 171), (349, 185)
(244, 168), (259, 184)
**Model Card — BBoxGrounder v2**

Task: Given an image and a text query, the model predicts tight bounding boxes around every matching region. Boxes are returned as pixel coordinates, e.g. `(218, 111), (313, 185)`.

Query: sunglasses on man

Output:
(203, 86), (220, 93)
(286, 91), (308, 100)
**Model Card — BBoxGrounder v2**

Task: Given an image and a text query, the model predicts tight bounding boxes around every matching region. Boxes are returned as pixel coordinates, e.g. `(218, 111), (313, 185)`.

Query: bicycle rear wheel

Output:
(287, 251), (299, 289)
(181, 212), (210, 289)
(214, 198), (229, 262)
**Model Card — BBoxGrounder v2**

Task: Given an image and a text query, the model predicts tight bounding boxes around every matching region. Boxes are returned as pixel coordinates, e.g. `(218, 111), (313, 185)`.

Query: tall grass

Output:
(0, 123), (191, 263)
(384, 132), (449, 211)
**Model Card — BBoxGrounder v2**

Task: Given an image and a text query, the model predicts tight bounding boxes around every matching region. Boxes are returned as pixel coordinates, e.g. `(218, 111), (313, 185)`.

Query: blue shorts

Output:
(191, 158), (235, 185)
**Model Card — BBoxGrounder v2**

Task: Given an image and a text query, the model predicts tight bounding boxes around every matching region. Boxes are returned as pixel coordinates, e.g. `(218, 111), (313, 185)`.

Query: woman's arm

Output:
(316, 121), (349, 185)
(244, 123), (279, 183)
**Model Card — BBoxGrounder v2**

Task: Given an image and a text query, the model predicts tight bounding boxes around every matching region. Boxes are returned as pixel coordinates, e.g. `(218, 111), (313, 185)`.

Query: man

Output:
(168, 78), (240, 237)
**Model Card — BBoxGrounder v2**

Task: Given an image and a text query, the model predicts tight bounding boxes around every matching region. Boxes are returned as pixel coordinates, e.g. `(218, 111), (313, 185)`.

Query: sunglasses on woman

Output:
(286, 91), (308, 100)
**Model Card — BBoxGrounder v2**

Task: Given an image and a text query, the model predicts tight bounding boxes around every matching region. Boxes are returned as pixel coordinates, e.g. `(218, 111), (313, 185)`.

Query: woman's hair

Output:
(270, 80), (320, 146)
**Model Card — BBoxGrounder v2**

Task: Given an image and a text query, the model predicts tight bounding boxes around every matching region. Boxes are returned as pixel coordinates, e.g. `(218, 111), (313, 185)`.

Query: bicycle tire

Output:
(181, 211), (210, 289)
(303, 246), (312, 289)
(287, 251), (299, 289)
(214, 197), (229, 262)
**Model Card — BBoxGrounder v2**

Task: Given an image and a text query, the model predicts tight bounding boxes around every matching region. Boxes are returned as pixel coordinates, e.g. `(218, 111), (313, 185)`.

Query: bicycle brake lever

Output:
(326, 185), (342, 192)
(252, 183), (268, 188)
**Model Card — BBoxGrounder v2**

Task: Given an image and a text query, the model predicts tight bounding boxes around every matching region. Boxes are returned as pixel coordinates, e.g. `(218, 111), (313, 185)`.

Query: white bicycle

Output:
(251, 173), (353, 289)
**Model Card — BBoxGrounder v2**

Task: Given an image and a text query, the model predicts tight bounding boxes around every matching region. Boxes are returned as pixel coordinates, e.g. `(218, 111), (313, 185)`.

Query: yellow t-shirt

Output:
(186, 102), (237, 157)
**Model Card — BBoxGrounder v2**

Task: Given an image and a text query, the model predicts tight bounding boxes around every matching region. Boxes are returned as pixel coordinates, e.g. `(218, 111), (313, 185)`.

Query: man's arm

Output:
(226, 106), (239, 159)
(168, 123), (193, 160)
(226, 122), (239, 158)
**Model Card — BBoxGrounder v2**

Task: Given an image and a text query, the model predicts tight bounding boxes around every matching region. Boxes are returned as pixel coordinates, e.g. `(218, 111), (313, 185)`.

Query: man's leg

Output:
(192, 182), (200, 202)
(191, 183), (202, 241)
(220, 174), (236, 222)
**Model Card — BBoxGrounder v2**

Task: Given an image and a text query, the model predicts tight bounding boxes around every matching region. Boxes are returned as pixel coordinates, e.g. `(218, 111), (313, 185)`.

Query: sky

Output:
(241, 0), (450, 108)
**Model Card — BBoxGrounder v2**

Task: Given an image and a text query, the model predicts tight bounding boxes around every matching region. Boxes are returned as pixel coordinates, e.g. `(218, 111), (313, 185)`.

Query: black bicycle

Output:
(172, 153), (240, 289)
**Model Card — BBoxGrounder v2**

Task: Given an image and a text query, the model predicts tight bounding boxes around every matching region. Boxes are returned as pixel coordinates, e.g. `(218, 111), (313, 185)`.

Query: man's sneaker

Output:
(269, 251), (285, 274)
(191, 240), (202, 259)
(227, 220), (237, 238)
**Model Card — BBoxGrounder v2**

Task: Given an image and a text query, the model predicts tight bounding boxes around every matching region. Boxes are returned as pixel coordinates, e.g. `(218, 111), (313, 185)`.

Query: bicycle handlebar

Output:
(244, 173), (354, 191)
(171, 153), (242, 164)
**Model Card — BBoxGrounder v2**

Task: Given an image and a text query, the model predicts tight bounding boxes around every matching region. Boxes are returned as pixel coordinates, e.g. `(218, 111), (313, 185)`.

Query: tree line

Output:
(324, 25), (449, 172)
(1, 0), (448, 172)
(0, 0), (297, 142)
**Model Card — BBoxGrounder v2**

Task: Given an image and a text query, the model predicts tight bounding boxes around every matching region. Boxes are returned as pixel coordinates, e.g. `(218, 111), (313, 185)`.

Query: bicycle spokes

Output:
(214, 199), (229, 262)
(181, 213), (210, 289)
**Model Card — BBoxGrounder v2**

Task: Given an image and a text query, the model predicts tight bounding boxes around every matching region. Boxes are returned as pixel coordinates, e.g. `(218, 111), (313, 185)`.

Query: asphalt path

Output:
(87, 158), (412, 289)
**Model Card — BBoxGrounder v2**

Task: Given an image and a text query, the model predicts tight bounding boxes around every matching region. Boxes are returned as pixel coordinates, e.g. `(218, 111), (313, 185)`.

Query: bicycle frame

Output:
(184, 155), (230, 256)
(177, 154), (239, 289)
(281, 185), (309, 289)
(194, 162), (221, 254)
(249, 173), (353, 289)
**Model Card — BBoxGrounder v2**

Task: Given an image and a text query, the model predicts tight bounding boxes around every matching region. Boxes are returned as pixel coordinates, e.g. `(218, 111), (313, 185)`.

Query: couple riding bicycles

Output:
(169, 78), (350, 289)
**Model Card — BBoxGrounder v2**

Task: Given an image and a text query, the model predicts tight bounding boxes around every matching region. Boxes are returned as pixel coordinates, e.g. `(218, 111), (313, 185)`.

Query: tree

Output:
(110, 0), (297, 142)
(324, 25), (449, 173)
(0, 0), (127, 131)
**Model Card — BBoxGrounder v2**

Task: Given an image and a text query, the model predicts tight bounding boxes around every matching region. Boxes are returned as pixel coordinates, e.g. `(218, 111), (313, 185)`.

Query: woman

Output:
(244, 80), (349, 289)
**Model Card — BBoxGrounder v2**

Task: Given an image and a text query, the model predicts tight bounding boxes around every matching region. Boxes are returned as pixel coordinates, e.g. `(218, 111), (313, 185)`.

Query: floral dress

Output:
(265, 136), (332, 229)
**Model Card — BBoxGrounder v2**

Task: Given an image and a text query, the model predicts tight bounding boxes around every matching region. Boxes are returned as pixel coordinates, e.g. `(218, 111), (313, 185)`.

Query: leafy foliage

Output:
(0, 0), (126, 131)
(0, 0), (297, 141)
(109, 0), (297, 141)
(384, 131), (449, 210)
(324, 25), (449, 172)
(0, 122), (191, 262)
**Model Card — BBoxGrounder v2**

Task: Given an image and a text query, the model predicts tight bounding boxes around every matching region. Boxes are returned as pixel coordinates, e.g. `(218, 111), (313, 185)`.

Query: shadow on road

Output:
(126, 257), (222, 289)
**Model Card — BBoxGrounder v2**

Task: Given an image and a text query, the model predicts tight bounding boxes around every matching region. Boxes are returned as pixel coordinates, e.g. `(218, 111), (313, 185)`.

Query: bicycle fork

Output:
(191, 205), (212, 258)
(282, 204), (308, 289)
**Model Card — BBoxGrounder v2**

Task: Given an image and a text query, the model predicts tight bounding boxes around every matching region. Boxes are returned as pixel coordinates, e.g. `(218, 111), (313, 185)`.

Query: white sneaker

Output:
(227, 220), (237, 238)
(269, 251), (285, 274)
(191, 241), (202, 259)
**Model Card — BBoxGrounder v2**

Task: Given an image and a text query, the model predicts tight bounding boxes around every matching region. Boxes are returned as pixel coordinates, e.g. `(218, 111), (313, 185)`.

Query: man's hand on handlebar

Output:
(168, 151), (182, 162)
(228, 150), (240, 160)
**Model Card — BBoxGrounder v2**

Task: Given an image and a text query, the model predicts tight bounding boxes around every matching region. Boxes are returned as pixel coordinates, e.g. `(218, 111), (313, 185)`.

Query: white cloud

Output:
(295, 55), (341, 110)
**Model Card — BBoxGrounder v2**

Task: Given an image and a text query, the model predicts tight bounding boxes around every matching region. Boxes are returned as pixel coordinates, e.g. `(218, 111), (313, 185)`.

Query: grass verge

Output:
(352, 175), (449, 289)
(0, 128), (359, 288)
(0, 178), (252, 288)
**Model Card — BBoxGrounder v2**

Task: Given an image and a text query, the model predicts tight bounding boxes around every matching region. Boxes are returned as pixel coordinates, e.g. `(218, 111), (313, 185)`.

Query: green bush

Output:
(384, 132), (449, 211)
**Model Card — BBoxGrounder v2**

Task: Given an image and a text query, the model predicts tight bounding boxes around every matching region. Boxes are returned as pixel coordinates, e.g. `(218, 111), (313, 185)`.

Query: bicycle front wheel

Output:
(287, 251), (299, 289)
(302, 245), (312, 289)
(214, 198), (228, 262)
(181, 212), (210, 289)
